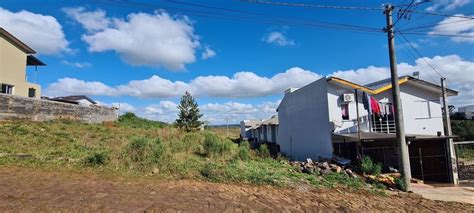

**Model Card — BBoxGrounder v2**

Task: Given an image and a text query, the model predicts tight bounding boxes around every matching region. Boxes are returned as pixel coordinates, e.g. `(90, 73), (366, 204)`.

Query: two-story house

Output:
(277, 75), (458, 183)
(0, 28), (45, 98)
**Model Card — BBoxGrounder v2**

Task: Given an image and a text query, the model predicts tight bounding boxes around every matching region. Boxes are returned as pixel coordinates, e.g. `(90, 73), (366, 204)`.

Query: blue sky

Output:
(1, 0), (473, 124)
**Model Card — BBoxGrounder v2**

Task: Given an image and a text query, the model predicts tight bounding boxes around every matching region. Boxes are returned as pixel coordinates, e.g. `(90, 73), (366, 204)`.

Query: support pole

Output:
(355, 89), (362, 141)
(441, 77), (459, 184)
(384, 4), (411, 191)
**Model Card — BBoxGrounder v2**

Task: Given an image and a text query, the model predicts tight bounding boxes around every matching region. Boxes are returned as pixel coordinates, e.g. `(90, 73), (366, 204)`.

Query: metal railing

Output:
(372, 119), (396, 133)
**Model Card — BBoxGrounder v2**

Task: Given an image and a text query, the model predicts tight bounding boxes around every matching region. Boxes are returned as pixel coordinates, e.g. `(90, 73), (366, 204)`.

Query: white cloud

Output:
(61, 60), (92, 68)
(65, 7), (200, 70)
(429, 15), (474, 43)
(426, 0), (471, 11)
(44, 67), (320, 98)
(201, 47), (216, 59)
(0, 7), (70, 54)
(122, 100), (279, 124)
(44, 77), (116, 97)
(263, 31), (295, 46)
(63, 7), (111, 32)
(189, 67), (321, 97)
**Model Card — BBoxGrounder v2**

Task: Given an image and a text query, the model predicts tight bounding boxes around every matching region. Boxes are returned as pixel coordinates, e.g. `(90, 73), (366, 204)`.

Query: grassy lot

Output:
(0, 116), (367, 190)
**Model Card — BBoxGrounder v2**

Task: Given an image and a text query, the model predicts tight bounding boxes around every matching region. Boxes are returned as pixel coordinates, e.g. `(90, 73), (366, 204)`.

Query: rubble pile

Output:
(290, 158), (358, 179)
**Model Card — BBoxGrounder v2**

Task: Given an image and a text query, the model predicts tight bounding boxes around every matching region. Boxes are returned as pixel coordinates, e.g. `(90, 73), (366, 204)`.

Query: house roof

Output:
(327, 75), (458, 96)
(49, 95), (97, 105)
(27, 55), (46, 66)
(0, 28), (36, 54)
(261, 116), (279, 125)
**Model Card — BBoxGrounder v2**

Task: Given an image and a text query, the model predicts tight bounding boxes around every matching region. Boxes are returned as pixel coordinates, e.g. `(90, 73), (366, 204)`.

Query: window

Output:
(28, 88), (36, 98)
(0, 84), (14, 94)
(414, 100), (431, 119)
(341, 103), (350, 120)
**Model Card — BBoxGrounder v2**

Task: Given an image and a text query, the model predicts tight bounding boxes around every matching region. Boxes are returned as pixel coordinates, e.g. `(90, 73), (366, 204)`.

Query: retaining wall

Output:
(0, 93), (117, 123)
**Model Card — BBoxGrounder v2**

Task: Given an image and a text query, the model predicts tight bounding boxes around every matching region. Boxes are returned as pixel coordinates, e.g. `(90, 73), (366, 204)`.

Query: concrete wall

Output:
(0, 93), (117, 123)
(375, 82), (444, 135)
(0, 36), (41, 98)
(277, 78), (333, 161)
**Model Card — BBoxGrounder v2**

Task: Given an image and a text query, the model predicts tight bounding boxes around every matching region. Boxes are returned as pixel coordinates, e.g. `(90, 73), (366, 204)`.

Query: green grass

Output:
(0, 119), (371, 190)
(117, 112), (167, 129)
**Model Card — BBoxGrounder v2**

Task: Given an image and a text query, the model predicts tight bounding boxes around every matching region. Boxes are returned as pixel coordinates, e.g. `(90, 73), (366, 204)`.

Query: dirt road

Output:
(0, 167), (472, 212)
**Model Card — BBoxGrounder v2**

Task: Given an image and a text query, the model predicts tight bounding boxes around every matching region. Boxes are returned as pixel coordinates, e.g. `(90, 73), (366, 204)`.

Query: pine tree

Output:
(175, 91), (203, 132)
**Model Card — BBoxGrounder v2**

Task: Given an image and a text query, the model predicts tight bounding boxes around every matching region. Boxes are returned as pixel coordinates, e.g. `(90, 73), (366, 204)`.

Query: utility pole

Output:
(226, 117), (229, 137)
(384, 4), (411, 191)
(441, 77), (459, 184)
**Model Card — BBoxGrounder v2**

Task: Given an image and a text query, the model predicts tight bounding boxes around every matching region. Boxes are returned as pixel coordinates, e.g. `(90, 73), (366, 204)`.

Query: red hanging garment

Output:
(370, 96), (381, 116)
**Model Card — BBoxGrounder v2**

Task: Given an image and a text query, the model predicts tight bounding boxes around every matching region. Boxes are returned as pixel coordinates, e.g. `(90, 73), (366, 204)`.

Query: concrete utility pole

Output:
(384, 4), (411, 191)
(441, 77), (459, 184)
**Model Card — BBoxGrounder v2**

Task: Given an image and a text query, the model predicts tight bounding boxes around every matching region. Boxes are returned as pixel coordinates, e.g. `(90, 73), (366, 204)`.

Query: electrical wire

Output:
(243, 0), (384, 11)
(88, 0), (384, 34)
(396, 30), (445, 78)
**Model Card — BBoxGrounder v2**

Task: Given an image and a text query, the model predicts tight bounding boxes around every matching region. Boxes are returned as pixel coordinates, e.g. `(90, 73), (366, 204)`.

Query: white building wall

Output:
(277, 78), (333, 161)
(326, 82), (370, 134)
(375, 83), (444, 135)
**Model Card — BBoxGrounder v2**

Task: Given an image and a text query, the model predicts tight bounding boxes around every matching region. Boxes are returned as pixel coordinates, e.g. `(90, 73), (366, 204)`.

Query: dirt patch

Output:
(0, 167), (472, 212)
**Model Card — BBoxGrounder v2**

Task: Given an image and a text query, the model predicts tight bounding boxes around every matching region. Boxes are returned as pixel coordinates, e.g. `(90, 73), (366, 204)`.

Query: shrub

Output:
(395, 176), (407, 191)
(124, 137), (168, 170)
(258, 144), (271, 158)
(236, 141), (251, 161)
(203, 133), (231, 158)
(84, 152), (107, 166)
(118, 112), (166, 129)
(361, 156), (382, 176)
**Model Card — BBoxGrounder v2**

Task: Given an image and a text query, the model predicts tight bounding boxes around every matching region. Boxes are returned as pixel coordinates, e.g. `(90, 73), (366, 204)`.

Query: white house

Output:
(458, 105), (474, 119)
(240, 120), (259, 139)
(240, 116), (279, 143)
(277, 75), (458, 183)
(49, 95), (97, 106)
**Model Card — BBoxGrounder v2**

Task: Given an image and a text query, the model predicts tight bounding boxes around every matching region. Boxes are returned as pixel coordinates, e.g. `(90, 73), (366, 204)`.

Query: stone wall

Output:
(0, 94), (117, 123)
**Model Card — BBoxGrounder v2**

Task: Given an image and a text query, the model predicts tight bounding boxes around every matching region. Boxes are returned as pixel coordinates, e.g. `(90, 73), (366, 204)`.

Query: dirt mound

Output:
(0, 167), (472, 211)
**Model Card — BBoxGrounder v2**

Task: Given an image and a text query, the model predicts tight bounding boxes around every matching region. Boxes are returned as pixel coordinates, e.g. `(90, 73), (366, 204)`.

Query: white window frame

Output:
(0, 84), (14, 95)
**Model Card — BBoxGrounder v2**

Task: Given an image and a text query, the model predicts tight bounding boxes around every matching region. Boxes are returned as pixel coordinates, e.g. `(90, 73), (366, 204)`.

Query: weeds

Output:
(124, 137), (168, 170)
(203, 133), (232, 158)
(84, 152), (107, 166)
(0, 120), (374, 191)
(361, 156), (382, 176)
(117, 112), (166, 129)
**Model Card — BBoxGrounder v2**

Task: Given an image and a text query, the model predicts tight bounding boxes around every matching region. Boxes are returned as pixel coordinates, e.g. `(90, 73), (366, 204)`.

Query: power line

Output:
(406, 10), (474, 20)
(89, 0), (384, 34)
(246, 0), (474, 20)
(243, 0), (384, 11)
(400, 31), (474, 38)
(401, 18), (474, 32)
(396, 30), (444, 78)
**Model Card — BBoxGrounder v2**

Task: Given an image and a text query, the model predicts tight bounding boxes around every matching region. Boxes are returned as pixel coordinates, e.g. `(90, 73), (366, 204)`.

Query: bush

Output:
(452, 120), (474, 141)
(361, 156), (382, 176)
(84, 152), (107, 166)
(258, 144), (271, 158)
(118, 112), (166, 129)
(236, 141), (251, 161)
(203, 133), (232, 158)
(124, 137), (168, 170)
(395, 176), (407, 191)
